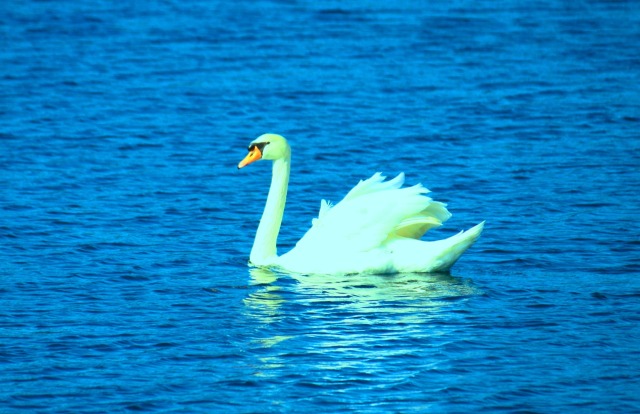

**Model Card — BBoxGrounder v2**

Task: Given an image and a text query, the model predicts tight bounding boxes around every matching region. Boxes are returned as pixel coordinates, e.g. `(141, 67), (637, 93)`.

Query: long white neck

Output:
(249, 153), (290, 266)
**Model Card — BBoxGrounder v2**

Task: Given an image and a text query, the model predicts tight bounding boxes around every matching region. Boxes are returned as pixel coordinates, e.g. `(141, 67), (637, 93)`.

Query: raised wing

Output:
(294, 173), (451, 256)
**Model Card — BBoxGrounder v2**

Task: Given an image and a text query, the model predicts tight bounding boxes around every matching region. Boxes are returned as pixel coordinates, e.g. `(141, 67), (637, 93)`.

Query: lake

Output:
(1, 0), (639, 412)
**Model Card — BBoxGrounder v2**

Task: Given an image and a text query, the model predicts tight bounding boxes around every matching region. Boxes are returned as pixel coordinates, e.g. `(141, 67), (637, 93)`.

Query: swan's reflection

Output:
(244, 267), (481, 325)
(290, 270), (480, 301)
(242, 268), (285, 324)
(243, 268), (482, 378)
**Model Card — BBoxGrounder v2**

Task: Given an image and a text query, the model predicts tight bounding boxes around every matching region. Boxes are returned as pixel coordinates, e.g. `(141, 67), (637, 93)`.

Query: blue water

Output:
(2, 0), (640, 412)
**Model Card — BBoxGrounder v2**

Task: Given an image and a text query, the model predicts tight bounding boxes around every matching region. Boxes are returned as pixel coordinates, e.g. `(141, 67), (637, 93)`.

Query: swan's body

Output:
(238, 134), (483, 275)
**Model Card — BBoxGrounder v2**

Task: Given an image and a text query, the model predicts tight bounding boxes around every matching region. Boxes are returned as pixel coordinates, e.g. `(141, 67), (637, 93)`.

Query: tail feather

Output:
(430, 221), (485, 272)
(390, 221), (484, 273)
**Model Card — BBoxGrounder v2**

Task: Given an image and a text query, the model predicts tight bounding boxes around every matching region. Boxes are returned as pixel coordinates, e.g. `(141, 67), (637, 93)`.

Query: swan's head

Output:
(238, 133), (290, 169)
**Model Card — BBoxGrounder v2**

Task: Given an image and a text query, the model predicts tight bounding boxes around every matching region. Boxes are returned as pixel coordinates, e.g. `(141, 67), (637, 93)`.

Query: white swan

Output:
(238, 133), (484, 275)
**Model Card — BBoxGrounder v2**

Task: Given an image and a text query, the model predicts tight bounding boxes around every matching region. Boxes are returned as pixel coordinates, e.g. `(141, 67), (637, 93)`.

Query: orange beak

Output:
(238, 146), (263, 169)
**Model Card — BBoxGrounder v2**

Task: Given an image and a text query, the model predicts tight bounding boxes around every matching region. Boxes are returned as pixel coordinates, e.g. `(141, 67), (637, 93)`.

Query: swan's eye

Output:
(252, 142), (268, 152)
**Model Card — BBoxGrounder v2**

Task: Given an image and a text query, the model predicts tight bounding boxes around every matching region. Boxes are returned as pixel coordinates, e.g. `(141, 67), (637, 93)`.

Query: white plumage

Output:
(238, 134), (483, 275)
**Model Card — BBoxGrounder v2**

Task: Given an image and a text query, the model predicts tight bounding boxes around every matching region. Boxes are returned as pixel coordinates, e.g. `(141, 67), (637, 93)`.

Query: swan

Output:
(238, 133), (484, 275)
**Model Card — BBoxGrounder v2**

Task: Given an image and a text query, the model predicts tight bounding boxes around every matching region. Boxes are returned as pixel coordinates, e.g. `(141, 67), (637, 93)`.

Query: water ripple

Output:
(2, 0), (640, 412)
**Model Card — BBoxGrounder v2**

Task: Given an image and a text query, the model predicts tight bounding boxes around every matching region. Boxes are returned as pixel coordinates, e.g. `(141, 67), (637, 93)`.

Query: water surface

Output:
(1, 1), (640, 412)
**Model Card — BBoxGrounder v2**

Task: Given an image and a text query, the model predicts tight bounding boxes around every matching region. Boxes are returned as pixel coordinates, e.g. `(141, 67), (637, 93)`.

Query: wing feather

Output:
(342, 172), (406, 201)
(294, 173), (450, 255)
